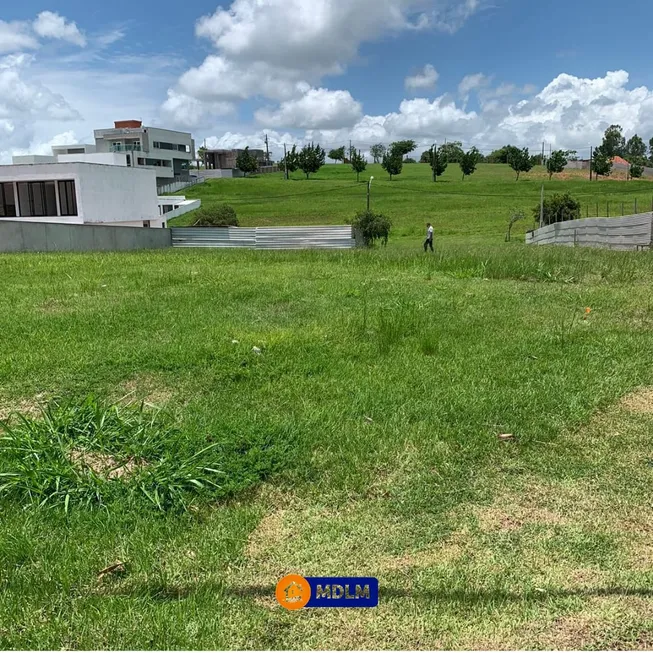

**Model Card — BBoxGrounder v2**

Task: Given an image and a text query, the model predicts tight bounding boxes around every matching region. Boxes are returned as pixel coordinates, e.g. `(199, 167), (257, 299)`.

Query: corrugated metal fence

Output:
(526, 214), (653, 250)
(171, 226), (355, 250)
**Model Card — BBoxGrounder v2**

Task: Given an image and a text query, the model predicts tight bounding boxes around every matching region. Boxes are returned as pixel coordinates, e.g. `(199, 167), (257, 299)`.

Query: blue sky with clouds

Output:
(2, 0), (653, 161)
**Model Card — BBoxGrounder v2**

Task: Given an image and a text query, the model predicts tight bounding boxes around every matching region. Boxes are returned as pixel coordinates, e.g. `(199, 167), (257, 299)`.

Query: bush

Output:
(350, 210), (392, 247)
(533, 193), (581, 226)
(404, 158), (417, 164)
(193, 204), (238, 227)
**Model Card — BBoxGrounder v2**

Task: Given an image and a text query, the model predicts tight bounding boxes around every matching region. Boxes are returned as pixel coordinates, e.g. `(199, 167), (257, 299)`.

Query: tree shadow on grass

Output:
(112, 581), (653, 604)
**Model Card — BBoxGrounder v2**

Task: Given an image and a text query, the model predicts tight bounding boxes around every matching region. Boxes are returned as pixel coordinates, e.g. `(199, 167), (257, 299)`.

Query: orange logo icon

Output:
(276, 574), (311, 610)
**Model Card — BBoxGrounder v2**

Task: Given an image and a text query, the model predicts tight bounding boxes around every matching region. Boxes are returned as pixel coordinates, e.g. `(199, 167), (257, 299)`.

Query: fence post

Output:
(596, 202), (599, 217)
(635, 198), (638, 214)
(607, 201), (610, 218)
(622, 202), (625, 216)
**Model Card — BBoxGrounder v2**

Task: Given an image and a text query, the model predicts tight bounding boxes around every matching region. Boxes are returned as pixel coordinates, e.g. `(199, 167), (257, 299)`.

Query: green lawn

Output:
(172, 162), (653, 247)
(1, 245), (653, 649)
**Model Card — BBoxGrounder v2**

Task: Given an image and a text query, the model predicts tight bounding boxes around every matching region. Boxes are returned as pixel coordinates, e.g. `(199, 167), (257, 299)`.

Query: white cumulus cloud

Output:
(405, 64), (439, 91)
(33, 11), (87, 47)
(165, 0), (483, 127)
(255, 88), (363, 130)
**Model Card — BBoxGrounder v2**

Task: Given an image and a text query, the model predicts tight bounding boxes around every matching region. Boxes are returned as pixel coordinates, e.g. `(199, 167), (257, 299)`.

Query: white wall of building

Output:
(0, 162), (165, 228)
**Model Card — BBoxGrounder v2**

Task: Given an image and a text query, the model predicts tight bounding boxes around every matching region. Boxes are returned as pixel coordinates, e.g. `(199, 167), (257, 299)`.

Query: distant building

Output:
(92, 120), (196, 188)
(204, 149), (267, 169)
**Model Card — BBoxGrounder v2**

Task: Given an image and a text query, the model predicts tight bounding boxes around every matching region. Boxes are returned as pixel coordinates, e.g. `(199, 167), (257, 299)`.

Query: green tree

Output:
(350, 150), (367, 182)
(197, 146), (207, 169)
(439, 141), (465, 163)
(279, 145), (300, 177)
(235, 147), (259, 177)
(390, 140), (417, 159)
(298, 143), (326, 179)
(598, 124), (626, 158)
(507, 147), (533, 181)
(629, 161), (645, 179)
(427, 145), (448, 182)
(382, 150), (403, 180)
(649, 137), (653, 166)
(592, 149), (612, 178)
(625, 134), (647, 162)
(350, 210), (392, 247)
(546, 150), (573, 180)
(459, 147), (481, 181)
(328, 146), (346, 164)
(370, 144), (386, 164)
(533, 193), (581, 226)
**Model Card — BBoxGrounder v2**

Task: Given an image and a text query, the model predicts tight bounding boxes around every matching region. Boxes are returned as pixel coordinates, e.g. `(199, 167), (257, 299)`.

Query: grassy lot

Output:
(1, 245), (653, 649)
(172, 162), (653, 247)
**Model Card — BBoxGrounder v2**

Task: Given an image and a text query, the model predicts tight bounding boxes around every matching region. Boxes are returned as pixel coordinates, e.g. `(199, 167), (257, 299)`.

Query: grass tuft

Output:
(0, 396), (229, 512)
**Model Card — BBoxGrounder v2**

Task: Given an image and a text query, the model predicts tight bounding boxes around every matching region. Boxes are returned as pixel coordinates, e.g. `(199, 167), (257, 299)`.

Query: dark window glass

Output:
(58, 180), (78, 217)
(17, 183), (31, 217)
(0, 183), (16, 217)
(44, 182), (57, 216)
(31, 182), (45, 216)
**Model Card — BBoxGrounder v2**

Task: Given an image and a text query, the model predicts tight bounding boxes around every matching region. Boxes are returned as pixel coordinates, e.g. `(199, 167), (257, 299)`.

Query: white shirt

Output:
(427, 226), (434, 238)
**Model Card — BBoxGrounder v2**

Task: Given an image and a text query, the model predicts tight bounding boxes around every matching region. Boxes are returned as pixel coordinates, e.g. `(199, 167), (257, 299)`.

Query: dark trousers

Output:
(424, 237), (434, 252)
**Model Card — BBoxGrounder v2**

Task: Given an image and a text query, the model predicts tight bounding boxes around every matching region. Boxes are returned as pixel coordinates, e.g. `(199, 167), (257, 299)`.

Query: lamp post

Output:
(367, 176), (374, 211)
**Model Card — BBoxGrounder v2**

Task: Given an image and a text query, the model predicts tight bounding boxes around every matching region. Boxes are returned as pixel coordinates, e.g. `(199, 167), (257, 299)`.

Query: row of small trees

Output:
(242, 124), (652, 182)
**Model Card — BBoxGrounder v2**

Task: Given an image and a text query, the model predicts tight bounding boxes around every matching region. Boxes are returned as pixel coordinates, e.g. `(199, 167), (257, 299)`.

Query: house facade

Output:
(93, 121), (195, 187)
(0, 162), (168, 228)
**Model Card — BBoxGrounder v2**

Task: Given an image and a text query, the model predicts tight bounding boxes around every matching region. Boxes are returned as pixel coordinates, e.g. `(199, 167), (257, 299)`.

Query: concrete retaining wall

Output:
(526, 214), (653, 250)
(0, 220), (171, 253)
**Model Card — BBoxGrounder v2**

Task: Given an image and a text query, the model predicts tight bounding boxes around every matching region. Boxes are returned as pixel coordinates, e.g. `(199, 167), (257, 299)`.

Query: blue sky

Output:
(2, 0), (653, 161)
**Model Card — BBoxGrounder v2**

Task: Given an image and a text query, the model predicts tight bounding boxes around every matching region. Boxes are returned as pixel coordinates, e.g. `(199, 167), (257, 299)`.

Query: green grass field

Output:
(173, 162), (653, 247)
(1, 165), (653, 649)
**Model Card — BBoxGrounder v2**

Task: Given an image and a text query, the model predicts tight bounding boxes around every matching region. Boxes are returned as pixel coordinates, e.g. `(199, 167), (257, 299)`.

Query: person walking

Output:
(424, 223), (434, 252)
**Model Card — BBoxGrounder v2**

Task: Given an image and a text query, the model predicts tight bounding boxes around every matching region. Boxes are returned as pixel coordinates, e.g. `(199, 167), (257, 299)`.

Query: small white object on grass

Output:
(232, 340), (240, 345)
(252, 347), (262, 355)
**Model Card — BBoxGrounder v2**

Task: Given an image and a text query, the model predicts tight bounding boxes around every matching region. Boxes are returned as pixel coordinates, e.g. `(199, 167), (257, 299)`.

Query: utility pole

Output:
(264, 134), (270, 165)
(589, 146), (593, 182)
(432, 143), (436, 182)
(283, 143), (288, 180)
(367, 176), (374, 211)
(539, 184), (545, 229)
(542, 141), (545, 167)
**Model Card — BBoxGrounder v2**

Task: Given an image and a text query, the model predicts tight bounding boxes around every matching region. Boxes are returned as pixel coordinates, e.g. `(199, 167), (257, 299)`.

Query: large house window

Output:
(0, 182), (17, 217)
(58, 180), (78, 216)
(16, 181), (58, 217)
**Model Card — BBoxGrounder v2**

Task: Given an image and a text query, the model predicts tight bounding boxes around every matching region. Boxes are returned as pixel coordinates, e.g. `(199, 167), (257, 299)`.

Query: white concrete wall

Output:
(12, 155), (58, 165)
(57, 153), (128, 167)
(0, 162), (161, 227)
(75, 164), (159, 225)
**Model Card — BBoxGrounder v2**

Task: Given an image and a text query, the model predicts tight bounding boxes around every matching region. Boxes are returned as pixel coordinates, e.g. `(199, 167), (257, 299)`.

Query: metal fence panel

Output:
(526, 214), (653, 250)
(171, 226), (355, 250)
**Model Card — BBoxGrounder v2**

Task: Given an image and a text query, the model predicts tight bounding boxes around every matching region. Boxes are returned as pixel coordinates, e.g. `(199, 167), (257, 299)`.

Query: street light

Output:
(367, 176), (374, 211)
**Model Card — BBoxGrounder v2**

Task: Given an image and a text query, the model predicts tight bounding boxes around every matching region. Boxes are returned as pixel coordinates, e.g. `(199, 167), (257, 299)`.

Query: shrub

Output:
(193, 204), (238, 227)
(533, 193), (581, 226)
(350, 210), (392, 247)
(404, 158), (417, 164)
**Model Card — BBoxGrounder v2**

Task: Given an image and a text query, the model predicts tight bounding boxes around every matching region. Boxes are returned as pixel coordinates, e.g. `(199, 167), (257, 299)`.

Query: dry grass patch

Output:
(0, 393), (48, 422)
(115, 375), (174, 407)
(69, 449), (146, 480)
(620, 387), (653, 414)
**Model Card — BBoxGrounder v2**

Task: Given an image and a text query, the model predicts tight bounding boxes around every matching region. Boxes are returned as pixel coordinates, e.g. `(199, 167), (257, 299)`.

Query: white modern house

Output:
(0, 162), (168, 228)
(0, 120), (201, 230)
(93, 120), (195, 187)
(0, 159), (201, 229)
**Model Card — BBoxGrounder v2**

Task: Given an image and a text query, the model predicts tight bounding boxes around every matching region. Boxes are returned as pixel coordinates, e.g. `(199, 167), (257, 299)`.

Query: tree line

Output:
(240, 124), (653, 182)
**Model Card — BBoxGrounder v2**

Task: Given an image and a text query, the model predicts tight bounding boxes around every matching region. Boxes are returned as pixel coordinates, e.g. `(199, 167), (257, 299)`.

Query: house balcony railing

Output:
(110, 144), (142, 152)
